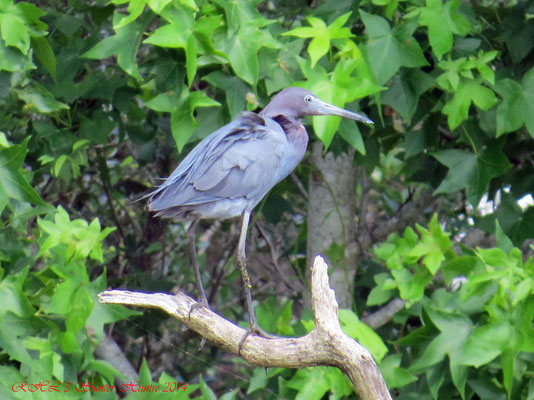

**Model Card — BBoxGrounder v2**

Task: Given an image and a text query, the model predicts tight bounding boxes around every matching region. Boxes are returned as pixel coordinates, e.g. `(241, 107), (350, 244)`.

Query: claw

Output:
(238, 321), (276, 353)
(188, 299), (210, 320)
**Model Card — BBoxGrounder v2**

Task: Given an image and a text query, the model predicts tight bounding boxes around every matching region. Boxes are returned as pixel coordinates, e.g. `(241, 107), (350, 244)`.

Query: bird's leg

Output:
(236, 211), (275, 352)
(187, 218), (209, 319)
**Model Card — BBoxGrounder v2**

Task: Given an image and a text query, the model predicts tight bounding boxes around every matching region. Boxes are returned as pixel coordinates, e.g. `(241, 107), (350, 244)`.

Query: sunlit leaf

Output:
(417, 0), (471, 58)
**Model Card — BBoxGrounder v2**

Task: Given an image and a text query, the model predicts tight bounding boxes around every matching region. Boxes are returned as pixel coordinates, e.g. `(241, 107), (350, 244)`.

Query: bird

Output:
(146, 87), (373, 347)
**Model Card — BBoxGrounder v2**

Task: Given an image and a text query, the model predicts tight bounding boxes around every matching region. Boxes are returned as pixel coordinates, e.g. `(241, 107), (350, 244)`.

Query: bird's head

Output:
(261, 87), (373, 124)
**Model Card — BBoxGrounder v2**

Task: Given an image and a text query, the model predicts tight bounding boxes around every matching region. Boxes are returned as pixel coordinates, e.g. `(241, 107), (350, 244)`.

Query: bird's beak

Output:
(310, 97), (373, 124)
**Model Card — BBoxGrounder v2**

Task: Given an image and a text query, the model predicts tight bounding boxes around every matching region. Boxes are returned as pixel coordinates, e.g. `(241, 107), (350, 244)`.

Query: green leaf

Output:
(189, 90), (220, 109)
(286, 367), (332, 400)
(139, 357), (153, 384)
(380, 354), (417, 389)
(339, 309), (388, 362)
(338, 118), (365, 154)
(382, 69), (434, 122)
(16, 84), (69, 113)
(0, 2), (45, 54)
(144, 23), (188, 48)
(501, 11), (534, 64)
(65, 286), (93, 334)
(170, 108), (198, 153)
(143, 5), (195, 52)
(203, 71), (250, 117)
(0, 268), (33, 319)
(495, 220), (513, 254)
(285, 26), (317, 39)
(112, 0), (148, 29)
(417, 0), (471, 58)
(501, 348), (515, 399)
(285, 12), (353, 67)
(476, 247), (515, 269)
(31, 36), (57, 82)
(87, 273), (142, 340)
(404, 215), (452, 275)
(307, 33), (330, 68)
(46, 279), (77, 315)
(86, 359), (125, 384)
(0, 11), (30, 53)
(199, 375), (217, 400)
(0, 38), (34, 72)
(225, 33), (257, 85)
(513, 278), (533, 306)
(218, 20), (281, 85)
(495, 67), (534, 139)
(411, 305), (473, 391)
(367, 273), (395, 306)
(171, 91), (220, 152)
(82, 11), (152, 80)
(392, 267), (432, 304)
(146, 86), (220, 151)
(0, 137), (46, 206)
(211, 0), (263, 32)
(494, 193), (534, 245)
(0, 313), (36, 368)
(247, 368), (267, 395)
(442, 79), (497, 130)
(186, 34), (198, 86)
(432, 143), (512, 205)
(459, 321), (511, 367)
(219, 390), (238, 400)
(145, 89), (184, 113)
(361, 11), (428, 85)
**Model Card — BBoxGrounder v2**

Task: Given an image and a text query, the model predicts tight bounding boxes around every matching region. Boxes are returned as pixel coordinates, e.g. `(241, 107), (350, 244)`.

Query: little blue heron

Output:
(146, 87), (372, 346)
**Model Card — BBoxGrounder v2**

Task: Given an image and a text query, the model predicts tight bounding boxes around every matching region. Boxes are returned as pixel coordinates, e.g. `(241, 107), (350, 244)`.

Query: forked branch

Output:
(98, 256), (392, 400)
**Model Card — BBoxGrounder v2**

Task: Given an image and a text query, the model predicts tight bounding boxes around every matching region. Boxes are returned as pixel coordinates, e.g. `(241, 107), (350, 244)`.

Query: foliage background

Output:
(0, 0), (533, 399)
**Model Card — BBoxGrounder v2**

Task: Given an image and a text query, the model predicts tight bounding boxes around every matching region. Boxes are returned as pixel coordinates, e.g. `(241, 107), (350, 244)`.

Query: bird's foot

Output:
(182, 299), (210, 351)
(188, 299), (210, 321)
(238, 321), (276, 354)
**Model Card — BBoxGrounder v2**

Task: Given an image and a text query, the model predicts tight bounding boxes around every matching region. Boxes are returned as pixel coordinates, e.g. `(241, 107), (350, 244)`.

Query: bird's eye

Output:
(304, 95), (312, 103)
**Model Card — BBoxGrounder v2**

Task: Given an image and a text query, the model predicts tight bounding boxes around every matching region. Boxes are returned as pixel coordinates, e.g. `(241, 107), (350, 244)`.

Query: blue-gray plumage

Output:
(146, 87), (372, 347)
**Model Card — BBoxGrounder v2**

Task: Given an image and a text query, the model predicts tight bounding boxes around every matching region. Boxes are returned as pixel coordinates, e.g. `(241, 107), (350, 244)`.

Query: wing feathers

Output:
(147, 113), (287, 215)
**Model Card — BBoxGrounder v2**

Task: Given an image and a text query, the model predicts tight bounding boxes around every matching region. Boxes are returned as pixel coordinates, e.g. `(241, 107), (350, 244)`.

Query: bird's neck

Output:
(261, 103), (298, 120)
(268, 114), (308, 183)
(271, 115), (300, 134)
(272, 114), (308, 156)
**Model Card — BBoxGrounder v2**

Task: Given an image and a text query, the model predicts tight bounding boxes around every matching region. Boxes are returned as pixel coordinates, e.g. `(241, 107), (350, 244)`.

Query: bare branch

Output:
(95, 336), (139, 384)
(291, 172), (309, 199)
(371, 189), (437, 244)
(98, 256), (392, 400)
(256, 221), (297, 293)
(362, 298), (405, 330)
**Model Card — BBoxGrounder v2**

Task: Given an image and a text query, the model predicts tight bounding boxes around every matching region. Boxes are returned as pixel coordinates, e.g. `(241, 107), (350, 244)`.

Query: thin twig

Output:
(357, 166), (370, 236)
(256, 222), (296, 292)
(291, 172), (309, 199)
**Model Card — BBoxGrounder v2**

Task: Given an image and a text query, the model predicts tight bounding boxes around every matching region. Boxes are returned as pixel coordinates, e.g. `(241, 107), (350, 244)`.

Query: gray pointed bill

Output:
(309, 97), (374, 124)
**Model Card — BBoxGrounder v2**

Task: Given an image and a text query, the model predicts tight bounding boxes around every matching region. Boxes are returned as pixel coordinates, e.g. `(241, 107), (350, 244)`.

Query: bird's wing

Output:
(148, 113), (288, 210)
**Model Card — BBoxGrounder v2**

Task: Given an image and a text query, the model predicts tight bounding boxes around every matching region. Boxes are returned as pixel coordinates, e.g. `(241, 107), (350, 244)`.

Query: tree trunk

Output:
(306, 142), (358, 309)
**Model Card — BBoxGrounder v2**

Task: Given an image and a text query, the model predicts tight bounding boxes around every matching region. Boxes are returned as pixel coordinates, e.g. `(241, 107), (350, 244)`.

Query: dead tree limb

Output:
(98, 256), (392, 400)
(362, 298), (405, 330)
